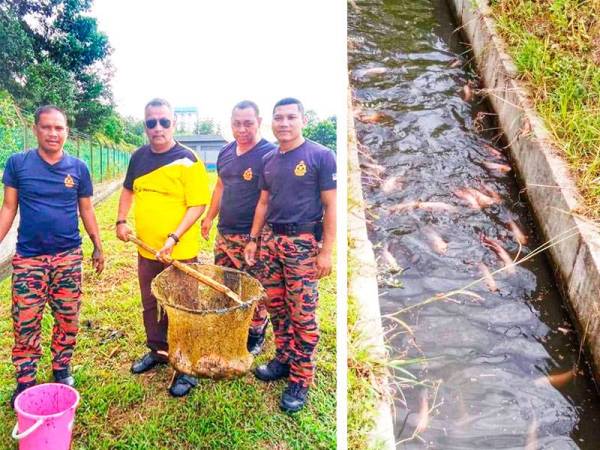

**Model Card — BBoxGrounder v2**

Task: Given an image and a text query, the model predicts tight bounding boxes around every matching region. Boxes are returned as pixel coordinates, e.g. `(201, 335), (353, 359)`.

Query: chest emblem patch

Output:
(294, 160), (307, 177)
(64, 174), (75, 188)
(243, 167), (253, 181)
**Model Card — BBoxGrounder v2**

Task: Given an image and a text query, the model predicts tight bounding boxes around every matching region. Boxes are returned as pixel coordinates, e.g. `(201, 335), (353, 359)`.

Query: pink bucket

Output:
(12, 383), (80, 450)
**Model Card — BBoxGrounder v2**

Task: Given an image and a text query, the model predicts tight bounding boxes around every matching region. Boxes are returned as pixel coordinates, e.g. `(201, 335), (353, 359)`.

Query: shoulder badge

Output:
(243, 167), (253, 181)
(64, 174), (75, 188)
(294, 160), (307, 177)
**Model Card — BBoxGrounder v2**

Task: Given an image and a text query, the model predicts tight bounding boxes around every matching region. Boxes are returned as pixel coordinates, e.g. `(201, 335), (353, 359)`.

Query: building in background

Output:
(174, 106), (198, 135)
(175, 134), (227, 171)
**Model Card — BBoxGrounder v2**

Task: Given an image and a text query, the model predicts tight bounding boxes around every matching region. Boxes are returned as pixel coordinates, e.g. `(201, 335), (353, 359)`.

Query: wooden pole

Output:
(127, 234), (244, 306)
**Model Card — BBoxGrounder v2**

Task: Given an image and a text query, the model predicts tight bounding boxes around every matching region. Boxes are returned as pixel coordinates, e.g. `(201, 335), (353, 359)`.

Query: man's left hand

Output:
(92, 247), (104, 274)
(156, 237), (176, 263)
(316, 251), (332, 279)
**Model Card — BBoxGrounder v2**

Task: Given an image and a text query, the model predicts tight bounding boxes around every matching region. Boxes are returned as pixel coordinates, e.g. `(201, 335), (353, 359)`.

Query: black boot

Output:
(280, 381), (309, 413)
(131, 351), (168, 374)
(254, 358), (290, 382)
(247, 330), (266, 356)
(168, 372), (198, 397)
(10, 381), (36, 409)
(53, 368), (75, 386)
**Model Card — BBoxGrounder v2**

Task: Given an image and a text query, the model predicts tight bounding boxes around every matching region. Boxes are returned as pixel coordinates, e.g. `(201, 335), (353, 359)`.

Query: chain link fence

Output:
(0, 94), (132, 195)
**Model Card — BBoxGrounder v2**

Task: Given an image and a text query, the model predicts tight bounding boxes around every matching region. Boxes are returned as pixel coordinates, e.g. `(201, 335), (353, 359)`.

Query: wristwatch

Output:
(115, 219), (127, 226)
(168, 232), (180, 243)
(249, 235), (259, 244)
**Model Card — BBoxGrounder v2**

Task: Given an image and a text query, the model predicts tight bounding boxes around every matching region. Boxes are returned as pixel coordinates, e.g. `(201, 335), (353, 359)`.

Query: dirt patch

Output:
(591, 22), (600, 65)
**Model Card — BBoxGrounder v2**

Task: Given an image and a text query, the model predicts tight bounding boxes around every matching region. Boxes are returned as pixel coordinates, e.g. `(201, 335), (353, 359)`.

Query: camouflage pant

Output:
(11, 247), (83, 384)
(214, 233), (269, 335)
(258, 227), (319, 387)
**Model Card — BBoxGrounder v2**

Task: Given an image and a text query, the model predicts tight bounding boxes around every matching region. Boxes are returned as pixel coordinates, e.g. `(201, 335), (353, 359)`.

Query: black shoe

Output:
(280, 381), (309, 413)
(247, 330), (266, 356)
(131, 352), (168, 374)
(254, 358), (290, 382)
(10, 381), (36, 409)
(168, 373), (198, 397)
(53, 368), (75, 386)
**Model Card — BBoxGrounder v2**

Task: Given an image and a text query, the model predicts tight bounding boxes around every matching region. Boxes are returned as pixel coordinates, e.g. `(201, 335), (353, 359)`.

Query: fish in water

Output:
(462, 81), (475, 102)
(382, 175), (403, 193)
(356, 111), (389, 124)
(479, 183), (503, 203)
(481, 235), (516, 274)
(348, 0), (361, 13)
(507, 219), (528, 245)
(360, 67), (387, 77)
(483, 161), (512, 173)
(448, 58), (462, 68)
(414, 391), (430, 434)
(466, 187), (499, 208)
(424, 227), (448, 254)
(478, 262), (498, 292)
(454, 188), (481, 209)
(382, 243), (401, 273)
(392, 201), (456, 212)
(483, 143), (504, 159)
(534, 368), (577, 388)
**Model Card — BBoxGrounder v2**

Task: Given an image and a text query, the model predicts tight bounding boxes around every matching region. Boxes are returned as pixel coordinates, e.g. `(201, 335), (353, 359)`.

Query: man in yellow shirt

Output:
(116, 98), (209, 397)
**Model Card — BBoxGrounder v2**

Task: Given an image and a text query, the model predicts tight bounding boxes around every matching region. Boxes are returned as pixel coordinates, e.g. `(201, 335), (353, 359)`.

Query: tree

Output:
(194, 118), (219, 135)
(304, 114), (336, 152)
(0, 0), (113, 133)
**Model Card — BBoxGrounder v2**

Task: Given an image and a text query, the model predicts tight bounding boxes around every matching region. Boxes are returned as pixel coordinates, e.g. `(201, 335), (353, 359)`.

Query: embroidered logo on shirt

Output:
(64, 174), (75, 188)
(294, 160), (307, 176)
(243, 167), (253, 181)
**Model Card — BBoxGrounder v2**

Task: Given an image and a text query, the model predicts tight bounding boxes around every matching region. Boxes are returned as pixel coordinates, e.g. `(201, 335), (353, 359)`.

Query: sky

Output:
(92, 0), (346, 140)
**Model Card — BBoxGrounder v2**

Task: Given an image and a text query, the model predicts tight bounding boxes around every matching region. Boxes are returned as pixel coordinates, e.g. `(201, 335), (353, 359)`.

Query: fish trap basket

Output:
(151, 263), (264, 379)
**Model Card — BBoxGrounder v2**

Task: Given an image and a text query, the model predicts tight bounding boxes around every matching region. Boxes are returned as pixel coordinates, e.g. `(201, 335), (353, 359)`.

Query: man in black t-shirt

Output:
(244, 98), (337, 413)
(201, 100), (276, 355)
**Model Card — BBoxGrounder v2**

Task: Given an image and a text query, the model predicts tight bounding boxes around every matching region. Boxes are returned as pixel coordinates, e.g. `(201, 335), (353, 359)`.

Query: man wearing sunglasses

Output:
(116, 98), (210, 397)
(201, 100), (276, 356)
(244, 98), (336, 413)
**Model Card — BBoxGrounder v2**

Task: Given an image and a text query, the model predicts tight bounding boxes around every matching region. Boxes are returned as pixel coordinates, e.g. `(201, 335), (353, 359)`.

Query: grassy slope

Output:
(0, 185), (336, 449)
(489, 0), (600, 216)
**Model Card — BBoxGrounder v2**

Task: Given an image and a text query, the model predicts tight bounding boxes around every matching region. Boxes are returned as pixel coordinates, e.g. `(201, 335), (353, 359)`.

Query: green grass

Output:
(0, 185), (336, 449)
(489, 0), (600, 216)
(347, 294), (380, 450)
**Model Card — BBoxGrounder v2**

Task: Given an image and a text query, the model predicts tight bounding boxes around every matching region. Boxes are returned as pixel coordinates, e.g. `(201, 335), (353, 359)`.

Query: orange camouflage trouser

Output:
(214, 233), (269, 335)
(258, 227), (320, 387)
(11, 248), (83, 384)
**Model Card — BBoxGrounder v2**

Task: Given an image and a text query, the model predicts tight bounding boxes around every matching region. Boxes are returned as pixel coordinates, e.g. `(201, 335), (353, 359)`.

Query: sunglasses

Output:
(145, 118), (172, 129)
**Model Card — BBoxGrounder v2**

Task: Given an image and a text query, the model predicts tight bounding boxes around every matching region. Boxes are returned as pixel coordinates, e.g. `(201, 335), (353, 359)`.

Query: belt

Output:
(268, 222), (321, 236)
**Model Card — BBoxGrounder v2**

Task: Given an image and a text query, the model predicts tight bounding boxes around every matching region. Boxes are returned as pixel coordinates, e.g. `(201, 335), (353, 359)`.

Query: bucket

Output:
(151, 263), (265, 379)
(12, 383), (80, 450)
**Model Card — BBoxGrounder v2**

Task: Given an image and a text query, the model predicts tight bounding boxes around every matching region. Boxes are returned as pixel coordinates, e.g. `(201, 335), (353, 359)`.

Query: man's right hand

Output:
(201, 217), (212, 240)
(116, 223), (132, 242)
(244, 241), (257, 266)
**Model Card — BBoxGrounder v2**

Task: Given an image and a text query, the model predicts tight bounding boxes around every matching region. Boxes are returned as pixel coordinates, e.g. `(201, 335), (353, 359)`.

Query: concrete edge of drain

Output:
(348, 90), (396, 450)
(447, 0), (600, 386)
(0, 178), (123, 281)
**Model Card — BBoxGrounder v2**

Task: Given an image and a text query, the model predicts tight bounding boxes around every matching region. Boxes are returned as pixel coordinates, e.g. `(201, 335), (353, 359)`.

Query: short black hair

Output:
(232, 100), (259, 117)
(34, 105), (67, 125)
(144, 98), (172, 112)
(272, 97), (304, 116)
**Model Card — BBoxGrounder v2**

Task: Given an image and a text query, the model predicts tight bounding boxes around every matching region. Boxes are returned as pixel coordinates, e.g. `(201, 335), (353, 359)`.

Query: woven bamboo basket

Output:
(151, 263), (264, 379)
